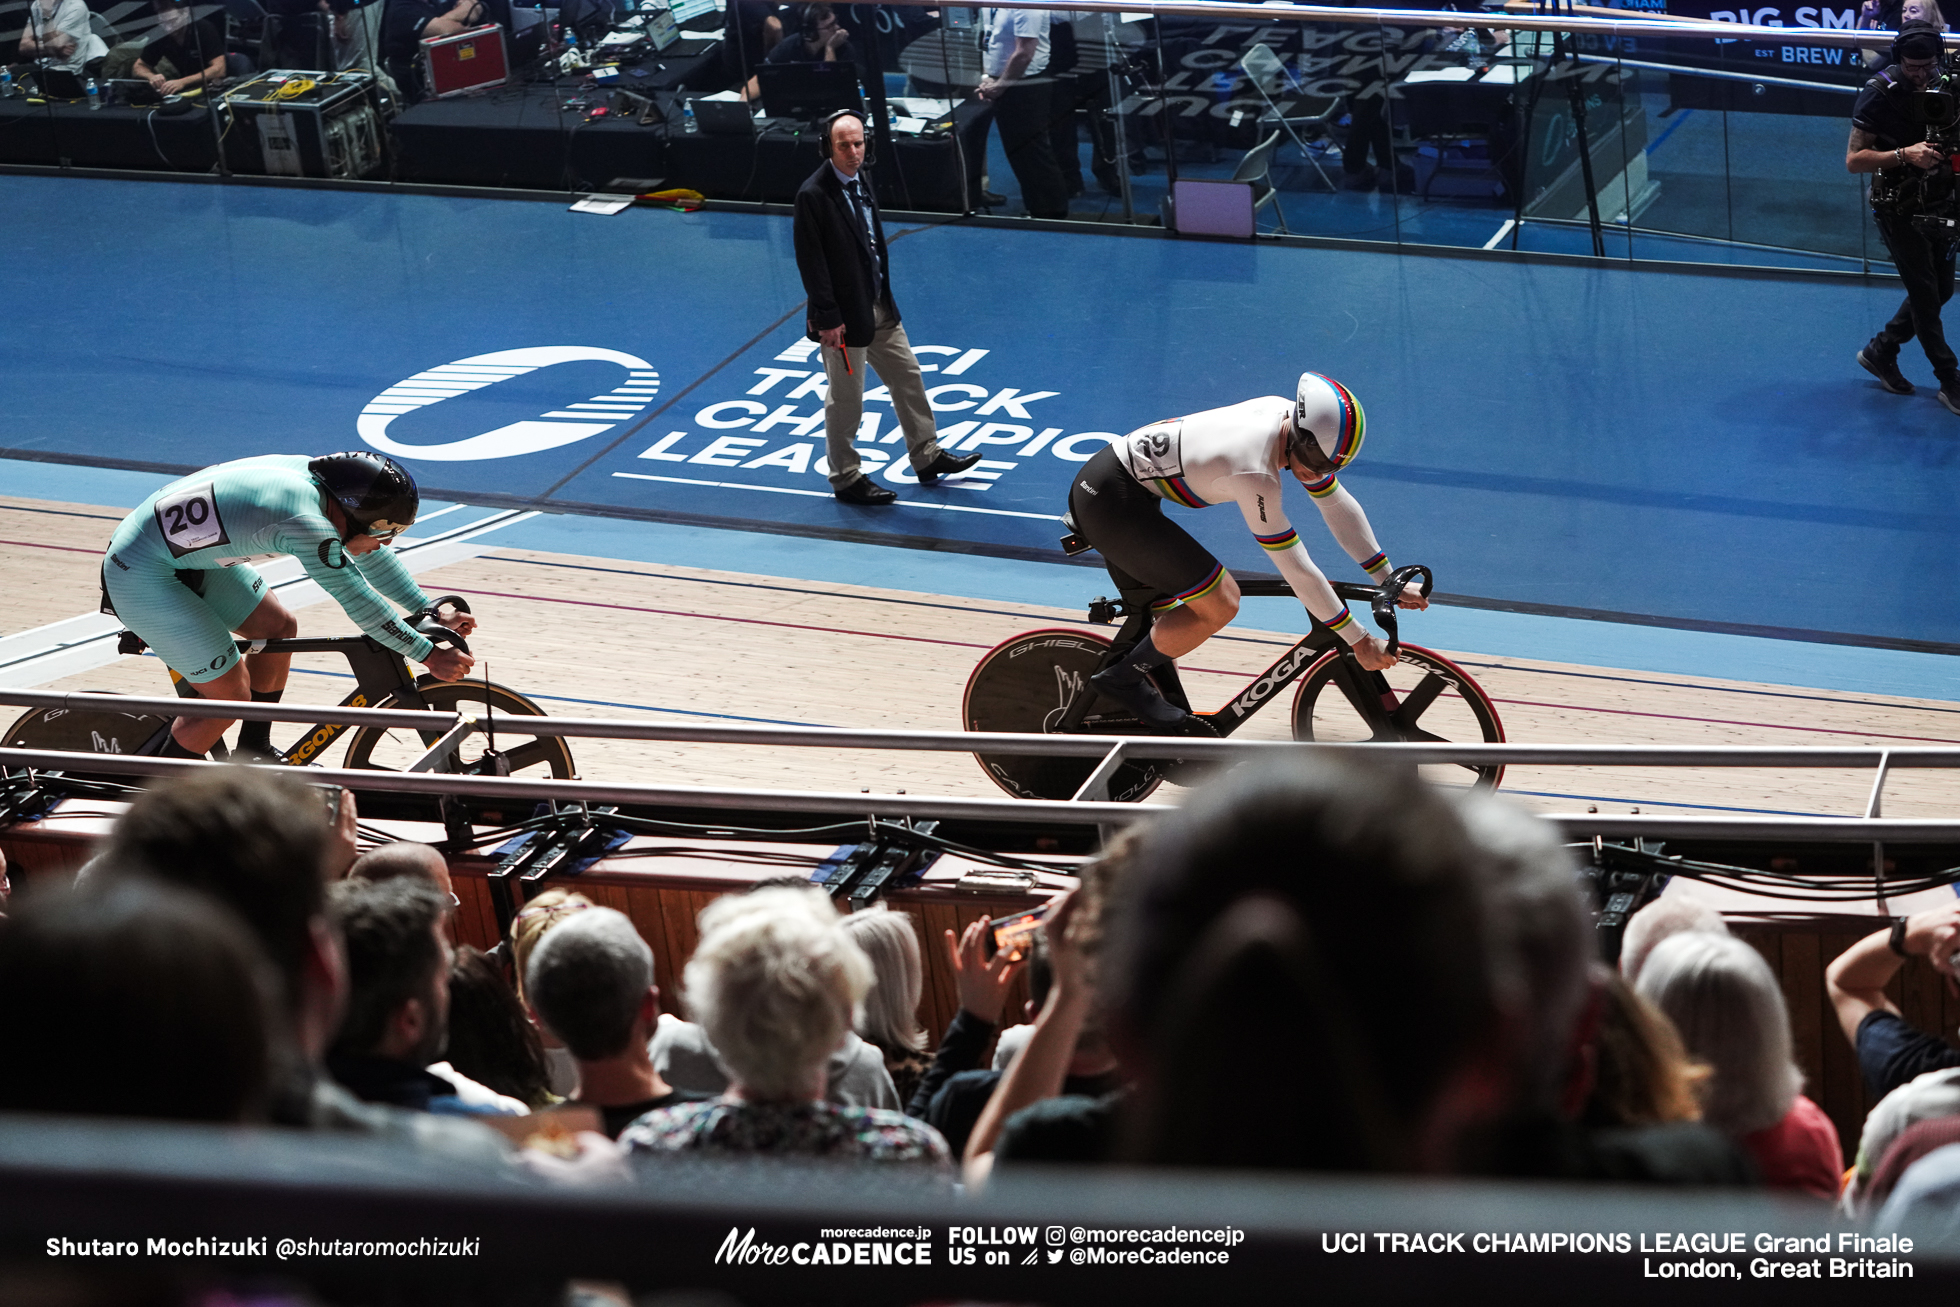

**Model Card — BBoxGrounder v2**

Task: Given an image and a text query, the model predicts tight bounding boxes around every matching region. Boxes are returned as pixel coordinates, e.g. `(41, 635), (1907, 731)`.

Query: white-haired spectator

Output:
(621, 888), (949, 1165)
(1619, 894), (1729, 985)
(527, 907), (712, 1139)
(839, 906), (931, 1106)
(649, 883), (899, 1110)
(1637, 932), (1841, 1198)
(1844, 1067), (1960, 1216)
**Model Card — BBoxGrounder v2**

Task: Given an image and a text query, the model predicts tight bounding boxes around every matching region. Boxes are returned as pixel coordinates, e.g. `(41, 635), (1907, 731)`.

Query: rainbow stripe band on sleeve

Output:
(1304, 473), (1339, 499)
(1151, 476), (1208, 508)
(1254, 527), (1300, 553)
(1323, 607), (1355, 635)
(1149, 562), (1227, 613)
(1359, 551), (1389, 575)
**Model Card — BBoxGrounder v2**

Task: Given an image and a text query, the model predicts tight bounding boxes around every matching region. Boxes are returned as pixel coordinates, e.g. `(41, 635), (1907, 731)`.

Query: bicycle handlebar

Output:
(412, 595), (473, 657)
(1090, 565), (1437, 658)
(1368, 565), (1431, 660)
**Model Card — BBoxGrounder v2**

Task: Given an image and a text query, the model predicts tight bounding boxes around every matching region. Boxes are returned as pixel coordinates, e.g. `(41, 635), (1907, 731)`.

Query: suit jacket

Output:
(793, 162), (897, 348)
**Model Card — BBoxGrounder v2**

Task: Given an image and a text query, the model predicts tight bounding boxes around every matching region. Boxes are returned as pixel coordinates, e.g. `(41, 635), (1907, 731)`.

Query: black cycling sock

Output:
(237, 689), (283, 752)
(1098, 630), (1174, 685)
(160, 732), (205, 760)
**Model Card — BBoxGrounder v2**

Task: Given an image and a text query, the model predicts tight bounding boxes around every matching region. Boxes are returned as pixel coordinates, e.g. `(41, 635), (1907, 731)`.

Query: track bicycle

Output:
(963, 566), (1504, 802)
(3, 596), (575, 778)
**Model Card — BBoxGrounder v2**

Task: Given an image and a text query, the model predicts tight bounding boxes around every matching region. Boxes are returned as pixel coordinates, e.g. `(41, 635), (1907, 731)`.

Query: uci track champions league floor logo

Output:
(355, 341), (1121, 519)
(356, 346), (662, 461)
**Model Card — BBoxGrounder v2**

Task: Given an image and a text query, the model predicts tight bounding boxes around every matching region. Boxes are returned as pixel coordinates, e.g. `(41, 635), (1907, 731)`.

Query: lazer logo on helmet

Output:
(356, 346), (663, 463)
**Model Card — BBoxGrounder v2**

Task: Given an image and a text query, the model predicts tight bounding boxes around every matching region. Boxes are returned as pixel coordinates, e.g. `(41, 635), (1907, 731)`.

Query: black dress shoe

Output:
(834, 476), (898, 505)
(978, 190), (1008, 207)
(916, 449), (983, 485)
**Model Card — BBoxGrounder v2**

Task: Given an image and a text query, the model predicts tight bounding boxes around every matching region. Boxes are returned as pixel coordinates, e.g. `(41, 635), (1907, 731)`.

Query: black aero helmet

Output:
(308, 451), (419, 538)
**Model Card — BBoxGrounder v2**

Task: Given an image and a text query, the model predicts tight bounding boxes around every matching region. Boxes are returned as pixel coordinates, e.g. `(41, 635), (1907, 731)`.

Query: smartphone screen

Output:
(987, 904), (1050, 962)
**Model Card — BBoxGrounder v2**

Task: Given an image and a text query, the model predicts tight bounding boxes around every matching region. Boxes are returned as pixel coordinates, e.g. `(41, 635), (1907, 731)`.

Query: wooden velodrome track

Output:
(5, 492), (1958, 820)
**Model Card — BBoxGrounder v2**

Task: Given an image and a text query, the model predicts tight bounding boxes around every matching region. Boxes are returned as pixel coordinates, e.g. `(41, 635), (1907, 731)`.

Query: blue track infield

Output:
(4, 173), (1958, 666)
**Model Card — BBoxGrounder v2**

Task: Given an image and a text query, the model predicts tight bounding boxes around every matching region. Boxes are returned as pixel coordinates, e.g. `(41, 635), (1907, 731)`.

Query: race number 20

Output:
(152, 482), (230, 557)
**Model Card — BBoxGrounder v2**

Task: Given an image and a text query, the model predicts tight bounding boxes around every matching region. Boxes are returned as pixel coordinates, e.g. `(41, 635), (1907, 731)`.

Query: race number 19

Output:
(153, 482), (228, 556)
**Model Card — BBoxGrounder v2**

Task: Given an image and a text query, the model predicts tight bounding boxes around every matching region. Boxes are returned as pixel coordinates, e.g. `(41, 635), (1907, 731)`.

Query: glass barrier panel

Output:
(0, 0), (1923, 271)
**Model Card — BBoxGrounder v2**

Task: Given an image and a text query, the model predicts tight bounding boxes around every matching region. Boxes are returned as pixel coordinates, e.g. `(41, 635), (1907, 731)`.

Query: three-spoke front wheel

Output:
(344, 679), (576, 778)
(1290, 644), (1505, 790)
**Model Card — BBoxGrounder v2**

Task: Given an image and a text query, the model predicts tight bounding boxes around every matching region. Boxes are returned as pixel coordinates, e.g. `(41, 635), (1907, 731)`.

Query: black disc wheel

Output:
(1290, 643), (1505, 790)
(963, 628), (1168, 802)
(4, 699), (172, 757)
(343, 679), (576, 778)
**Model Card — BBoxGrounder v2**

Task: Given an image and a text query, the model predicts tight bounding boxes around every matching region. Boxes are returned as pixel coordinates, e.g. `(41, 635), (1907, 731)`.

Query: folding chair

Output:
(1238, 41), (1340, 192)
(1232, 129), (1289, 234)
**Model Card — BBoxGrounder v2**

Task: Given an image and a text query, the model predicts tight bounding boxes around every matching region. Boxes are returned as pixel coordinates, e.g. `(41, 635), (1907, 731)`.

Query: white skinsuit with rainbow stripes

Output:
(1112, 393), (1393, 644)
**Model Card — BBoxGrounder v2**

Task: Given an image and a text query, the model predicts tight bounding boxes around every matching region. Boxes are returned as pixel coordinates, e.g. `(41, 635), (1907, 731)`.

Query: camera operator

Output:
(1850, 20), (1960, 413)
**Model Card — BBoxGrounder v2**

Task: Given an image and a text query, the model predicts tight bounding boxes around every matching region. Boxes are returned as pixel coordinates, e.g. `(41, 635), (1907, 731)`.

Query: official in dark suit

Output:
(793, 110), (982, 505)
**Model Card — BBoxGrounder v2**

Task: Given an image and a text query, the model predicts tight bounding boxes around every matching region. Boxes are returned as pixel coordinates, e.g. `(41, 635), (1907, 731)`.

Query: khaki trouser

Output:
(820, 301), (944, 487)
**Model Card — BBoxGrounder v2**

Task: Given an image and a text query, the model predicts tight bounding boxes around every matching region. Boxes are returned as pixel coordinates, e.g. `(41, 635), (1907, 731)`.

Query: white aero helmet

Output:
(1291, 372), (1366, 471)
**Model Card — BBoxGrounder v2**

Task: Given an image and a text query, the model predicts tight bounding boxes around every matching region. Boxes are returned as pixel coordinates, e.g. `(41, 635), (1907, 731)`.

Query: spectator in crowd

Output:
(942, 918), (1122, 1162)
(441, 946), (551, 1111)
(0, 877), (279, 1123)
(0, 846), (10, 917)
(17, 0), (108, 84)
(527, 906), (711, 1139)
(651, 884), (900, 1109)
(1825, 902), (1960, 1102)
(1845, 1067), (1960, 1215)
(512, 888), (597, 1099)
(976, 7), (1068, 218)
(326, 877), (467, 1113)
(904, 913), (1026, 1121)
(1457, 795), (1750, 1186)
(1861, 0), (1945, 66)
(1855, 1093), (1960, 1217)
(1095, 758), (1515, 1175)
(903, 834), (1126, 1163)
(93, 769), (507, 1162)
(839, 906), (931, 1106)
(134, 0), (226, 96)
(620, 887), (948, 1164)
(1637, 932), (1842, 1199)
(1619, 894), (1729, 985)
(1580, 974), (1711, 1131)
(349, 840), (456, 908)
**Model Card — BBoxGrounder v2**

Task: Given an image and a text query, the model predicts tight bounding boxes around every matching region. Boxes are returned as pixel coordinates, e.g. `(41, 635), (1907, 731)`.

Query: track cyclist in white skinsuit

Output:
(1067, 372), (1428, 735)
(101, 451), (477, 760)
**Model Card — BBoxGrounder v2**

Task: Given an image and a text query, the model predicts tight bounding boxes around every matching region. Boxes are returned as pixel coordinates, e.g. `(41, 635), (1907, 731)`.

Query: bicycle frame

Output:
(1056, 575), (1394, 739)
(165, 633), (437, 767)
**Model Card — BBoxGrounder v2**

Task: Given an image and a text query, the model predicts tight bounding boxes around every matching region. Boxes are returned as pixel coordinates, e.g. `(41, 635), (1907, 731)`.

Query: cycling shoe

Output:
(1089, 667), (1190, 730)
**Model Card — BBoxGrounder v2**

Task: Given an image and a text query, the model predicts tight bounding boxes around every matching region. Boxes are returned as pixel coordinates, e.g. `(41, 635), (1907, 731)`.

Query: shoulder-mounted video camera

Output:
(1871, 29), (1960, 229)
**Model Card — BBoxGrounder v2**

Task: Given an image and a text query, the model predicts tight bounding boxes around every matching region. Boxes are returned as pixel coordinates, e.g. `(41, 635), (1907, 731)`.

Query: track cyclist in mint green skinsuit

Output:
(101, 451), (477, 760)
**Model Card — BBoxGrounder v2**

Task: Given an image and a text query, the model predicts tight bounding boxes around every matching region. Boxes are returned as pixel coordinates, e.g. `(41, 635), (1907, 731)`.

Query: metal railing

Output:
(6, 687), (1960, 841)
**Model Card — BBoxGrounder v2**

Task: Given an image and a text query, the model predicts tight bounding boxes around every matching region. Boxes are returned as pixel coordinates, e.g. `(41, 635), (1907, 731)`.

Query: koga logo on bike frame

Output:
(1228, 645), (1319, 718)
(357, 346), (662, 463)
